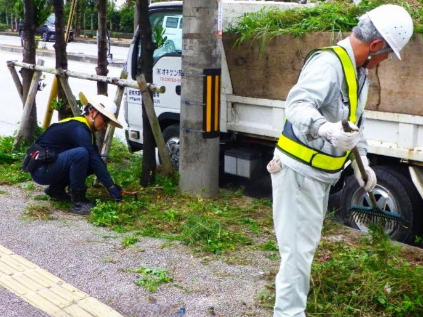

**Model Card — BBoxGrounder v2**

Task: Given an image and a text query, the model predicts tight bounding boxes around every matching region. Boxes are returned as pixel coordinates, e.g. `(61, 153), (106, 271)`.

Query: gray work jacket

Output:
(275, 38), (369, 184)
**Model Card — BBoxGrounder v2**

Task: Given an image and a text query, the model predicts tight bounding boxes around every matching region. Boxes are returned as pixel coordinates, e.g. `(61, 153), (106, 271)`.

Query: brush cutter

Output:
(120, 190), (138, 201)
(341, 120), (408, 229)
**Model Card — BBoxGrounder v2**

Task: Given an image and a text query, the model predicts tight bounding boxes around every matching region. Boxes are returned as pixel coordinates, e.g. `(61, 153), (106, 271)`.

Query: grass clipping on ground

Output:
(1, 136), (423, 315)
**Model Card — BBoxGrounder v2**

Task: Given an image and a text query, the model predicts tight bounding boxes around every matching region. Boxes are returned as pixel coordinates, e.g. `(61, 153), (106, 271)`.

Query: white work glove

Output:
(267, 156), (282, 174)
(351, 156), (377, 192)
(318, 121), (360, 151)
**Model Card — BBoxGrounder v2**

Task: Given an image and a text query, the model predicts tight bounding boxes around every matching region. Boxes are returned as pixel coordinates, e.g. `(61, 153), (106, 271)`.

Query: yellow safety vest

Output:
(277, 46), (358, 173)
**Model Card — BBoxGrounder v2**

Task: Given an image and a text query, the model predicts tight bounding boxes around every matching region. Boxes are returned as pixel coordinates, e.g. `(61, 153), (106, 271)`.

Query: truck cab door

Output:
(124, 6), (183, 152)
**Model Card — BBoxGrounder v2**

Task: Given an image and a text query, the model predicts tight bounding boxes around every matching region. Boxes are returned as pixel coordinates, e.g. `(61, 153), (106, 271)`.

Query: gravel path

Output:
(0, 183), (276, 317)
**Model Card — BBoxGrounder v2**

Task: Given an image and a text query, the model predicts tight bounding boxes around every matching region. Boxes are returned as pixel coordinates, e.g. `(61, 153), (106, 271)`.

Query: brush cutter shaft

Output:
(342, 120), (378, 208)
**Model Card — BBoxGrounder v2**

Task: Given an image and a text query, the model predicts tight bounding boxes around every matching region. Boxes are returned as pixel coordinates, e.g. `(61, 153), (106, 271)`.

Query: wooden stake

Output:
(136, 74), (173, 177)
(14, 59), (45, 146)
(7, 61), (23, 103)
(101, 70), (128, 164)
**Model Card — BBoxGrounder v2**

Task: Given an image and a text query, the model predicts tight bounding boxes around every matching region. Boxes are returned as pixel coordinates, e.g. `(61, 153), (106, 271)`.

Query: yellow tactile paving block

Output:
(0, 245), (125, 317)
(78, 297), (126, 317)
(64, 304), (96, 317)
(0, 245), (14, 256)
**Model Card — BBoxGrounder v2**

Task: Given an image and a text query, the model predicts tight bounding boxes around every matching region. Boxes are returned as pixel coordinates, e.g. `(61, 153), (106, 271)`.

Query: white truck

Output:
(123, 1), (423, 244)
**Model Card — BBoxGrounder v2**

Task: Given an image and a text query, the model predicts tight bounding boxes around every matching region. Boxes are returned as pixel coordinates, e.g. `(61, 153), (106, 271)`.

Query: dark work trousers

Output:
(31, 147), (90, 191)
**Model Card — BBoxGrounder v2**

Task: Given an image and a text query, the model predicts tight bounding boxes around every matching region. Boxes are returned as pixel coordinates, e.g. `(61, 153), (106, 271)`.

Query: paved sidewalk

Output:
(0, 183), (274, 317)
(0, 245), (124, 317)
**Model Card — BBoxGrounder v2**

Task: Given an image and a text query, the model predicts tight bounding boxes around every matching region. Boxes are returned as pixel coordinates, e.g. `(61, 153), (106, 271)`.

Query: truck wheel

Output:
(162, 124), (180, 171)
(340, 165), (423, 244)
(42, 32), (49, 42)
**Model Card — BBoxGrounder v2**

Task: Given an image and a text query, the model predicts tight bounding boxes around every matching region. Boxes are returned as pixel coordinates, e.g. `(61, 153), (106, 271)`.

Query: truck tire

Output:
(162, 124), (180, 171)
(340, 165), (423, 244)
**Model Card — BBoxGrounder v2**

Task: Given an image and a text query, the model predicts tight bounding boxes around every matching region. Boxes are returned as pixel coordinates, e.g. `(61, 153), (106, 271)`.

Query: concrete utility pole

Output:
(179, 0), (221, 197)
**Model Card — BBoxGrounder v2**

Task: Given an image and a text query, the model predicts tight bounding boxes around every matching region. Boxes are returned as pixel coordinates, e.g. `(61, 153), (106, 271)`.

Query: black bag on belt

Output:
(22, 143), (57, 173)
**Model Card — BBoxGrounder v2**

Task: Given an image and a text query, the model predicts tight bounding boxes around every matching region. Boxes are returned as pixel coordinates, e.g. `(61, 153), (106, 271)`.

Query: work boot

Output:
(44, 186), (71, 201)
(69, 188), (95, 215)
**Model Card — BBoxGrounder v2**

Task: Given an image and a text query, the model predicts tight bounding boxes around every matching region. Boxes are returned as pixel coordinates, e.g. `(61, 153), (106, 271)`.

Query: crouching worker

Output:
(22, 92), (123, 215)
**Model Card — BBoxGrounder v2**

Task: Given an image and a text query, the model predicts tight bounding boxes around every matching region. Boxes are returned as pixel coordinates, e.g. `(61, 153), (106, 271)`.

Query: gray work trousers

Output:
(271, 163), (331, 317)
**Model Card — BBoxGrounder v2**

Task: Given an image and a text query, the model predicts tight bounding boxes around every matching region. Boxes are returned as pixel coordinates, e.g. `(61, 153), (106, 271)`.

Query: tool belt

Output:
(22, 143), (57, 173)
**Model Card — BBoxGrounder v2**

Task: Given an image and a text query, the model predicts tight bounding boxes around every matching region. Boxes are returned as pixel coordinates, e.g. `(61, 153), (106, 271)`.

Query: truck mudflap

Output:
(409, 165), (423, 201)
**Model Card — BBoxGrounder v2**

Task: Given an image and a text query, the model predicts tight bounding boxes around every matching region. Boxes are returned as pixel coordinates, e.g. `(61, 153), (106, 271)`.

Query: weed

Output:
(22, 183), (37, 190)
(179, 212), (252, 254)
(90, 200), (148, 229)
(0, 136), (31, 185)
(265, 253), (279, 261)
(122, 235), (139, 247)
(131, 266), (173, 292)
(3, 134), (423, 315)
(23, 204), (54, 220)
(260, 240), (278, 251)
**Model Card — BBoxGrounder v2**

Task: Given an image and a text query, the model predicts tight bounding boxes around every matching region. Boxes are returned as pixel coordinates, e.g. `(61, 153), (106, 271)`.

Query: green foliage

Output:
(0, 136), (30, 185)
(152, 26), (168, 49)
(90, 200), (148, 228)
(229, 0), (423, 45)
(260, 240), (278, 251)
(3, 135), (423, 315)
(118, 2), (135, 33)
(121, 234), (139, 247)
(180, 212), (251, 254)
(50, 98), (66, 111)
(13, 0), (52, 27)
(132, 266), (173, 292)
(260, 223), (423, 316)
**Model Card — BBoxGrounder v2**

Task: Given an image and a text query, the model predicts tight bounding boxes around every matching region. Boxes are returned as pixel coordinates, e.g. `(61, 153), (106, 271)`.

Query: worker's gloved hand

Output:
(318, 121), (360, 151)
(351, 156), (377, 192)
(108, 184), (123, 202)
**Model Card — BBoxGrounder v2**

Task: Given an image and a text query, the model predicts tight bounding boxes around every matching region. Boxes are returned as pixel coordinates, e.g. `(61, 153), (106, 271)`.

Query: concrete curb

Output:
(0, 44), (125, 67)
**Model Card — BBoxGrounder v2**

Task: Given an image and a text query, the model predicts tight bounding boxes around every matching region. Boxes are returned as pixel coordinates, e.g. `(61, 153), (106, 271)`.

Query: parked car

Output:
(18, 13), (74, 42)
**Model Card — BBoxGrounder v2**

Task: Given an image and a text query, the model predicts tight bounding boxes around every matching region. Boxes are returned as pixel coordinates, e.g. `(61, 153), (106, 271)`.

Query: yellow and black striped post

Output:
(203, 68), (221, 138)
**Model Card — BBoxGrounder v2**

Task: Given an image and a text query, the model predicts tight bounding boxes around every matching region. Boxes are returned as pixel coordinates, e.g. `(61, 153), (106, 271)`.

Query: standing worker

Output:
(23, 93), (123, 215)
(267, 5), (413, 317)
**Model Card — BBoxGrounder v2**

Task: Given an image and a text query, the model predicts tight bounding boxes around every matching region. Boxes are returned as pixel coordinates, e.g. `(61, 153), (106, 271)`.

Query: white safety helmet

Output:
(79, 92), (123, 128)
(366, 4), (413, 60)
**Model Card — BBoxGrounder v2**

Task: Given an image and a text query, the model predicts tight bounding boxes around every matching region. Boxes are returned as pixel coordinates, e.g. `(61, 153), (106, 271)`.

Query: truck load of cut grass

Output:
(228, 0), (423, 43)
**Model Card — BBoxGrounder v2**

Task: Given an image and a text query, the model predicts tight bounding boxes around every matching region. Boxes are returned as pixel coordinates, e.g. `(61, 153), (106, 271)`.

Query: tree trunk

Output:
(75, 7), (81, 37)
(53, 0), (71, 121)
(95, 0), (109, 149)
(18, 0), (38, 146)
(137, 0), (156, 186)
(179, 0), (221, 197)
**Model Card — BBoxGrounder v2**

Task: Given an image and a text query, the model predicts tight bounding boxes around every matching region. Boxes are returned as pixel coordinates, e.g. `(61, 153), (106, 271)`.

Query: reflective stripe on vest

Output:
(277, 46), (358, 173)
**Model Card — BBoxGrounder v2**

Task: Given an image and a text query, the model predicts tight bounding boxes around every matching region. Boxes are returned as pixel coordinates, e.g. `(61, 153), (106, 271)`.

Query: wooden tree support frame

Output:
(7, 59), (173, 177)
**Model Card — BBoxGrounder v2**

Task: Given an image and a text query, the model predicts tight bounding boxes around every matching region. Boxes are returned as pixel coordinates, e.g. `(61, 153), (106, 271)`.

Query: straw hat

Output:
(79, 92), (123, 128)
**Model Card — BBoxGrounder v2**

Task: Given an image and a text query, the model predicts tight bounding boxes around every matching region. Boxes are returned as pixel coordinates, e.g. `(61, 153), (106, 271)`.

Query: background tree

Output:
(119, 0), (135, 33)
(136, 0), (156, 186)
(95, 0), (109, 149)
(52, 0), (71, 120)
(13, 0), (51, 146)
(0, 0), (18, 30)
